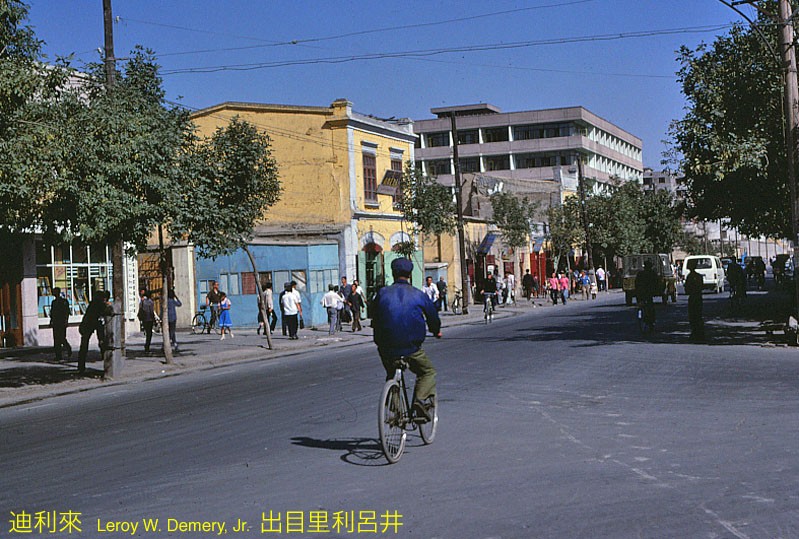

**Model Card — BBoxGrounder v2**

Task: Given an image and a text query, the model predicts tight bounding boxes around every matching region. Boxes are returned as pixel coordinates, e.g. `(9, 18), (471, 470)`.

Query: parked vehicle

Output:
(622, 254), (677, 305)
(773, 254), (794, 286)
(682, 255), (726, 294)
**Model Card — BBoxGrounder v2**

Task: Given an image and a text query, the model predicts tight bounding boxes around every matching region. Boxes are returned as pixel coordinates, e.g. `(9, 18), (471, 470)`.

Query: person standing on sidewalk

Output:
(548, 273), (560, 305)
(50, 287), (72, 361)
(436, 276), (448, 312)
(559, 273), (570, 305)
(218, 292), (234, 339)
(78, 291), (108, 373)
(321, 284), (341, 335)
(167, 289), (182, 350)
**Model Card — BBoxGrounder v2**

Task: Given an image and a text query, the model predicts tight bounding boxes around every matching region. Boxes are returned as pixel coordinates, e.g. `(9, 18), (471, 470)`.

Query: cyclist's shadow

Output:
(291, 436), (418, 467)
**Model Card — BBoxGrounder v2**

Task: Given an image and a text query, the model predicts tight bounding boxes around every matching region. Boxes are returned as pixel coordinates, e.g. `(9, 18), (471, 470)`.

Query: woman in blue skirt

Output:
(219, 292), (234, 339)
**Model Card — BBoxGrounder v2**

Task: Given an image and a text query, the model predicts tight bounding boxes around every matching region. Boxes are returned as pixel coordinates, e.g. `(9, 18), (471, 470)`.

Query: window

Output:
(291, 270), (307, 292)
(458, 157), (480, 173)
(259, 271), (273, 290)
(219, 273), (240, 296)
(199, 279), (213, 296)
(426, 132), (449, 147)
(513, 125), (542, 140)
(484, 154), (510, 171)
(241, 272), (257, 295)
(457, 129), (479, 145)
(310, 269), (337, 293)
(483, 127), (508, 143)
(427, 159), (451, 176)
(36, 239), (113, 323)
(363, 153), (377, 202)
(391, 158), (403, 207)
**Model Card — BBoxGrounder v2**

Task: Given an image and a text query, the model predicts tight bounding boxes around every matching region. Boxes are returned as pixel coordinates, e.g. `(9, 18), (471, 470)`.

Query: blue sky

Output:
(28, 0), (749, 167)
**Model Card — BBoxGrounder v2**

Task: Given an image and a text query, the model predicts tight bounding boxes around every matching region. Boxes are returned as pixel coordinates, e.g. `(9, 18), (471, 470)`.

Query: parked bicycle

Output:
(378, 358), (438, 464)
(450, 288), (462, 315)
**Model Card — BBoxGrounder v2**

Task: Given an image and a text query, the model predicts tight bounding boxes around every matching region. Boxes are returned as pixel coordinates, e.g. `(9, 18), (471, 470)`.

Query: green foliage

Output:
(489, 191), (539, 248)
(666, 11), (790, 238)
(397, 165), (456, 237)
(547, 197), (582, 260)
(176, 116), (281, 258)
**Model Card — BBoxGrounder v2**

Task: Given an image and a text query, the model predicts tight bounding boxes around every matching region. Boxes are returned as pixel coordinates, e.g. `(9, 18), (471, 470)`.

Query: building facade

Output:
(413, 103), (643, 290)
(187, 99), (421, 328)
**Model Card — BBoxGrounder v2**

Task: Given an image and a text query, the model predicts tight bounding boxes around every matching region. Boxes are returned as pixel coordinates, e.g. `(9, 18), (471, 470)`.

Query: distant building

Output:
(414, 103), (643, 284)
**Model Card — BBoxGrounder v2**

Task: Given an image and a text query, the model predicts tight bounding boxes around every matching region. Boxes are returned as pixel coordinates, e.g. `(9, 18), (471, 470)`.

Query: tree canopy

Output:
(667, 7), (790, 238)
(489, 191), (539, 249)
(397, 164), (457, 238)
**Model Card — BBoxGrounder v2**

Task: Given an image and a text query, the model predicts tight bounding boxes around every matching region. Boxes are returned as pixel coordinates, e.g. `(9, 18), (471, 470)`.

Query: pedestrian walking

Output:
(218, 292), (233, 339)
(50, 287), (72, 361)
(339, 276), (352, 325)
(137, 290), (155, 354)
(422, 276), (439, 306)
(559, 273), (570, 304)
(548, 273), (560, 305)
(684, 259), (705, 341)
(257, 282), (277, 335)
(281, 282), (303, 340)
(522, 269), (533, 300)
(349, 283), (364, 331)
(278, 282), (290, 336)
(580, 271), (591, 300)
(506, 272), (516, 305)
(167, 289), (182, 350)
(321, 284), (341, 335)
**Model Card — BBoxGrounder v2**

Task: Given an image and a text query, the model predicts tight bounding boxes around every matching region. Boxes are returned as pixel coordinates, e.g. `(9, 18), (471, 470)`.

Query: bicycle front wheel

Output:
(378, 380), (407, 464)
(191, 314), (207, 334)
(419, 394), (438, 445)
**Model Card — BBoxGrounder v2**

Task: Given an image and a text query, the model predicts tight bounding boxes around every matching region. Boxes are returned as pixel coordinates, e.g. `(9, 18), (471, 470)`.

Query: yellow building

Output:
(190, 99), (422, 305)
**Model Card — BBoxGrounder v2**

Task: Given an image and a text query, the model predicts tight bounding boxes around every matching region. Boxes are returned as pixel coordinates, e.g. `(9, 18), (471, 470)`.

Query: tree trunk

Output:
(243, 244), (273, 350)
(159, 225), (173, 364)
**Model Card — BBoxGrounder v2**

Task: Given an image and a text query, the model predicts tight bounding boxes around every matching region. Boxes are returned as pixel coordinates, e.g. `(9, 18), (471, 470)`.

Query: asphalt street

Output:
(2, 290), (798, 539)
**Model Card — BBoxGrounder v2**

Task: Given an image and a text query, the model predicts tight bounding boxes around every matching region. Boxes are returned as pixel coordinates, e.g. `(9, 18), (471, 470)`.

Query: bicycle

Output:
(450, 288), (462, 315)
(378, 358), (438, 464)
(483, 292), (495, 324)
(191, 305), (222, 335)
(153, 314), (163, 336)
(637, 298), (655, 334)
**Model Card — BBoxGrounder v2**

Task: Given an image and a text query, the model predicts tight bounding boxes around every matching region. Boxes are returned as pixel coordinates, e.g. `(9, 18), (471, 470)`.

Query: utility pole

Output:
(104, 0), (125, 377)
(778, 0), (799, 314)
(576, 156), (594, 275)
(450, 113), (470, 314)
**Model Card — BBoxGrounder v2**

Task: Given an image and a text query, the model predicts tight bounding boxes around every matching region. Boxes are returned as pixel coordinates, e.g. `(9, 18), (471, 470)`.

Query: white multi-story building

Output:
(413, 103), (643, 204)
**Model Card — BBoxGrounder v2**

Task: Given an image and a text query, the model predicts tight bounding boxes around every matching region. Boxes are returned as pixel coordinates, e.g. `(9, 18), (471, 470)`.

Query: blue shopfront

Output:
(195, 242), (339, 329)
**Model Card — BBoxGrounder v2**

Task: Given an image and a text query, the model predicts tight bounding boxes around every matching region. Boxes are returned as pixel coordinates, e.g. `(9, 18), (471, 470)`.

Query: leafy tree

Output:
(489, 191), (539, 249)
(666, 9), (790, 238)
(546, 197), (582, 271)
(397, 164), (457, 238)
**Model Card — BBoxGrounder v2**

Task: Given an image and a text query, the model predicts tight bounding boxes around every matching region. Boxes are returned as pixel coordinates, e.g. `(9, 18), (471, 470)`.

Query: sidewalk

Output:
(0, 295), (557, 408)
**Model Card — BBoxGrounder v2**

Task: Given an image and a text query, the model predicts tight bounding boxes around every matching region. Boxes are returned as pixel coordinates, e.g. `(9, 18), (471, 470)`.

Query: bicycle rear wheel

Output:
(191, 313), (207, 334)
(419, 394), (438, 444)
(378, 379), (407, 464)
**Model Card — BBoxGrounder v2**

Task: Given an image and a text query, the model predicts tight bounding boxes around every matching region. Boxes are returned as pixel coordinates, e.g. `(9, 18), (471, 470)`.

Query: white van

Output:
(683, 255), (725, 293)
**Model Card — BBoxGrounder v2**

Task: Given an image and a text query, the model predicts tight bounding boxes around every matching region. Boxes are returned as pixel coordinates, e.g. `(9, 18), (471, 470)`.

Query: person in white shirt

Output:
(422, 276), (439, 304)
(506, 272), (516, 305)
(321, 284), (342, 335)
(281, 280), (303, 339)
(596, 266), (606, 291)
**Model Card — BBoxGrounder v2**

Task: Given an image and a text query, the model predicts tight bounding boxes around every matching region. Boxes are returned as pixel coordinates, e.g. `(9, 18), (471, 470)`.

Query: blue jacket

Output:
(372, 279), (441, 358)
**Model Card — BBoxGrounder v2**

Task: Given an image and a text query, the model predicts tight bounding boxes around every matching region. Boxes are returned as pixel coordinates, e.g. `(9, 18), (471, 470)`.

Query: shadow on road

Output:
(291, 436), (391, 466)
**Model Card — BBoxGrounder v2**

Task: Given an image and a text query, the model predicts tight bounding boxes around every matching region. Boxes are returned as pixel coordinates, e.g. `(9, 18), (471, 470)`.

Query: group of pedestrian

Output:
(49, 287), (114, 374)
(422, 276), (449, 312)
(320, 278), (367, 335)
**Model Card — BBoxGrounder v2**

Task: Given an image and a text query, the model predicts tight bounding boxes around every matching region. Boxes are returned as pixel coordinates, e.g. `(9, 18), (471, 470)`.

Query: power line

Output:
(121, 0), (596, 59)
(160, 24), (733, 75)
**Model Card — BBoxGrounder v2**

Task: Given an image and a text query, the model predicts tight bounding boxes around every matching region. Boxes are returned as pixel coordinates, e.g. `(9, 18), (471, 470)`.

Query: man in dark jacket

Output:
(50, 287), (72, 361)
(372, 258), (441, 422)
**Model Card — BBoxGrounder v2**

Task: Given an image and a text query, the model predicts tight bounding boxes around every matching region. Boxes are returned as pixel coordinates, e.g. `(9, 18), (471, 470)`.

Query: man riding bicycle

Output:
(481, 272), (498, 310)
(635, 260), (659, 331)
(372, 258), (441, 423)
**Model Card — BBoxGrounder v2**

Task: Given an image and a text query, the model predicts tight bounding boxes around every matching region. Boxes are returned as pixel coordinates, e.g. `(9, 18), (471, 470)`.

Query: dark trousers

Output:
(168, 320), (177, 347)
(269, 310), (278, 332)
(142, 321), (154, 352)
(78, 327), (104, 372)
(379, 347), (436, 404)
(285, 314), (299, 338)
(52, 324), (71, 360)
(281, 311), (288, 335)
(688, 296), (704, 339)
(550, 289), (558, 304)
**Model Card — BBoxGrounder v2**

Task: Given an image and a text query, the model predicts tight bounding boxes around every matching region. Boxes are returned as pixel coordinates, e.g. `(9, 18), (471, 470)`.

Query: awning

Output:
(477, 232), (498, 255)
(533, 237), (545, 253)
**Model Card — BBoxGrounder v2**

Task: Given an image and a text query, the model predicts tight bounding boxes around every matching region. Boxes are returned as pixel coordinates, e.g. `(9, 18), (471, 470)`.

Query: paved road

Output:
(2, 292), (798, 538)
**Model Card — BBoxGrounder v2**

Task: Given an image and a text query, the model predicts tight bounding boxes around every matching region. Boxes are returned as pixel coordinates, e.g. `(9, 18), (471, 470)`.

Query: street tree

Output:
(395, 164), (456, 258)
(174, 116), (281, 348)
(666, 13), (789, 238)
(490, 191), (539, 288)
(546, 197), (582, 273)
